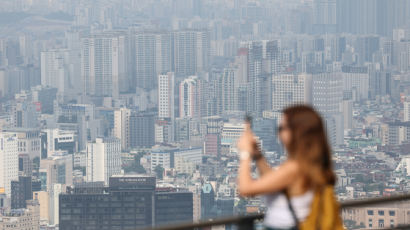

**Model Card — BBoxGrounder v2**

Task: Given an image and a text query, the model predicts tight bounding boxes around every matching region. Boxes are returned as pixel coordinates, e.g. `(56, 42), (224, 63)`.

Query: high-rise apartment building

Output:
(86, 137), (121, 185)
(0, 132), (18, 197)
(158, 72), (175, 119)
(40, 49), (73, 97)
(179, 76), (201, 118)
(314, 0), (337, 33)
(336, 0), (410, 36)
(173, 30), (210, 77)
(220, 68), (237, 113)
(113, 108), (131, 151)
(82, 32), (128, 98)
(134, 31), (172, 90)
(404, 101), (410, 122)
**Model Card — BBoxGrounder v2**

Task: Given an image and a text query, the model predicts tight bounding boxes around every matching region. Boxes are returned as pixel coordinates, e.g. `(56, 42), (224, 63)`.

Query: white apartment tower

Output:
(404, 101), (410, 122)
(179, 76), (201, 118)
(220, 68), (237, 112)
(114, 108), (131, 151)
(158, 72), (175, 119)
(86, 137), (121, 185)
(0, 132), (19, 197)
(41, 49), (69, 95)
(82, 33), (127, 98)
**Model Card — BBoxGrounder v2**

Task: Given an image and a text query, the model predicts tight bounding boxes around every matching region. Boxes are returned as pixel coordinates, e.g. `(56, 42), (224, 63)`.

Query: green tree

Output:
(154, 165), (164, 180)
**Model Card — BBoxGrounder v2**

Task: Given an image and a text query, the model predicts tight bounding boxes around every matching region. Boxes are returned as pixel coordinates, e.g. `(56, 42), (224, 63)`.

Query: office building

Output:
(18, 154), (32, 177)
(204, 134), (221, 157)
(343, 201), (410, 229)
(216, 198), (234, 217)
(221, 121), (245, 148)
(11, 101), (39, 129)
(33, 191), (49, 224)
(42, 129), (77, 157)
(151, 147), (203, 173)
(86, 137), (121, 185)
(174, 148), (203, 174)
(56, 104), (101, 150)
(59, 176), (157, 229)
(342, 66), (370, 102)
(1, 129), (41, 161)
(271, 74), (312, 111)
(155, 191), (193, 226)
(151, 148), (173, 171)
(312, 72), (343, 114)
(11, 176), (32, 209)
(129, 112), (155, 148)
(201, 183), (215, 219)
(253, 118), (278, 152)
(0, 200), (40, 230)
(40, 152), (73, 191)
(31, 86), (58, 114)
(155, 119), (173, 144)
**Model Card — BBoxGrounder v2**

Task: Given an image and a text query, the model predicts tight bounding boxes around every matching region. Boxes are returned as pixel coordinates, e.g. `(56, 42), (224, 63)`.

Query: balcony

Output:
(142, 193), (410, 230)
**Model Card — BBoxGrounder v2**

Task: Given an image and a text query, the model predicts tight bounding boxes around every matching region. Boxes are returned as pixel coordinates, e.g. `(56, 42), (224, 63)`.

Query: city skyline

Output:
(0, 0), (410, 229)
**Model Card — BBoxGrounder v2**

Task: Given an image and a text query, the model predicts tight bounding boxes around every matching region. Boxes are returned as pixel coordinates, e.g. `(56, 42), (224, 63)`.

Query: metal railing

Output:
(143, 193), (410, 230)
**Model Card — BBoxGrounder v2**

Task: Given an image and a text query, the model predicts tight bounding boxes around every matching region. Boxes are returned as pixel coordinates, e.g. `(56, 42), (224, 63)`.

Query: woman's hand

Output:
(237, 122), (258, 154)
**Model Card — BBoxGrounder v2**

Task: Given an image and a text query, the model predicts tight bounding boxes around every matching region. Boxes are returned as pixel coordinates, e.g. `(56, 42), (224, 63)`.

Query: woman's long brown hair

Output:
(283, 105), (336, 188)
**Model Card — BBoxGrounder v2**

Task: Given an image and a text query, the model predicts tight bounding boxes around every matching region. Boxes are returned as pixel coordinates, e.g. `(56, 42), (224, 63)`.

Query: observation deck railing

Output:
(142, 193), (410, 230)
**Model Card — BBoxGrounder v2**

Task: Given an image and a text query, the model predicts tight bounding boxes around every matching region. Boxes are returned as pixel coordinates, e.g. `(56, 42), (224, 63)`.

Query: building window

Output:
(389, 210), (395, 216)
(378, 219), (384, 228)
(378, 210), (385, 216)
(367, 210), (374, 215)
(390, 219), (394, 227)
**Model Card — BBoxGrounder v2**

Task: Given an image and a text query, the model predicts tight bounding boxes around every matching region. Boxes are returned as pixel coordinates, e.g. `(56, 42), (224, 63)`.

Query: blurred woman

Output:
(237, 105), (337, 230)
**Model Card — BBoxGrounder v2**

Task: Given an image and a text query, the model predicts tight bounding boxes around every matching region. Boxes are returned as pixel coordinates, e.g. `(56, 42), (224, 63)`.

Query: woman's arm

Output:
(238, 160), (298, 197)
(254, 152), (272, 176)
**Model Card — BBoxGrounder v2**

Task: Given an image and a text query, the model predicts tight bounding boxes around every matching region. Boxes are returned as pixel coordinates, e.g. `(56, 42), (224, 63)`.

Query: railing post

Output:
(237, 217), (255, 230)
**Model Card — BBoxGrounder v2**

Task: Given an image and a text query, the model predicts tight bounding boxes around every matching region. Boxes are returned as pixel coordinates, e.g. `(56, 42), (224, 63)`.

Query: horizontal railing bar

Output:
(389, 225), (410, 230)
(141, 214), (264, 230)
(142, 193), (410, 230)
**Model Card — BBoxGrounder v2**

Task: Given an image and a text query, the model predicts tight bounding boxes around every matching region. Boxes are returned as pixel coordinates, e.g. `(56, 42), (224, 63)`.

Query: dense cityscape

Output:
(0, 0), (409, 229)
